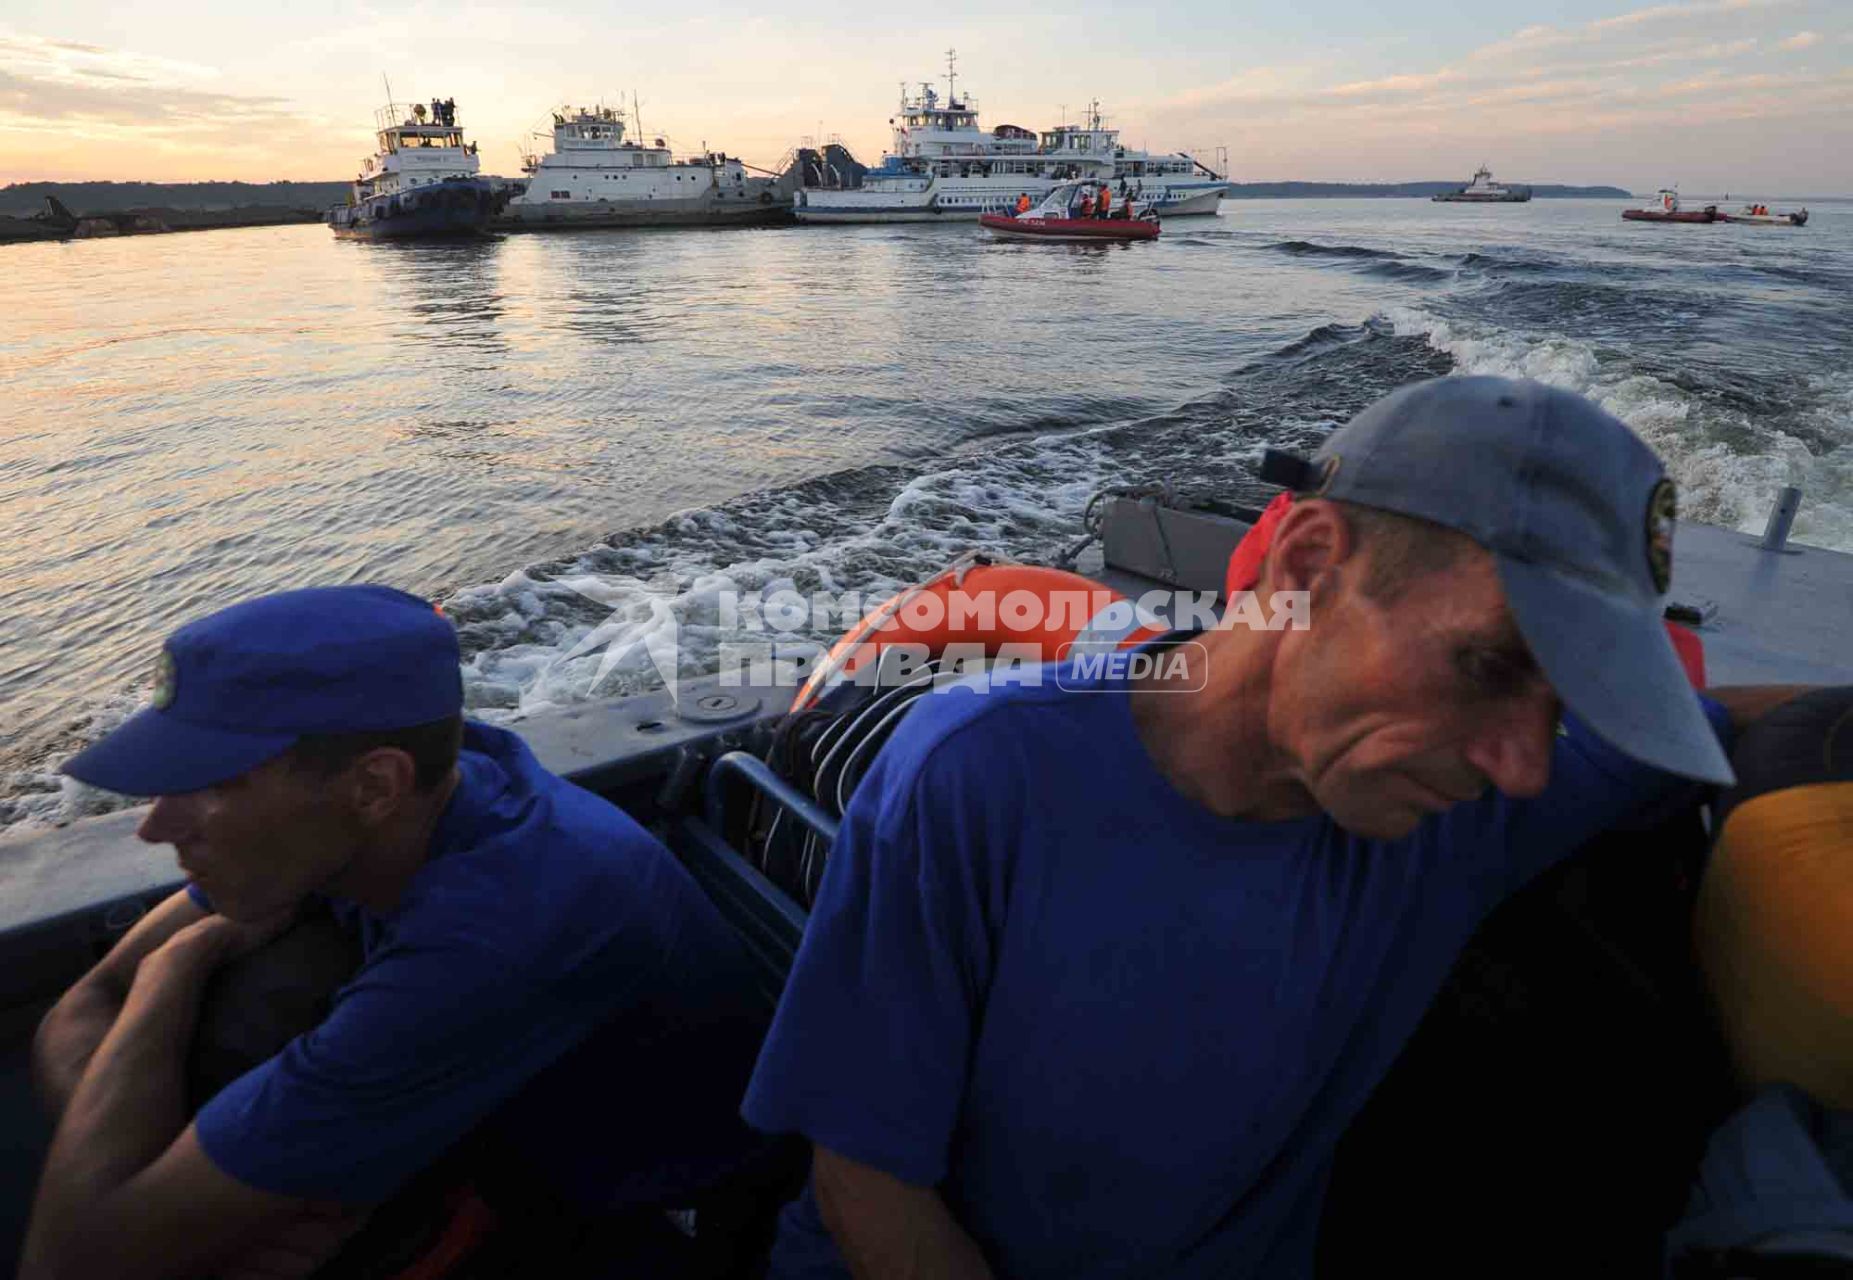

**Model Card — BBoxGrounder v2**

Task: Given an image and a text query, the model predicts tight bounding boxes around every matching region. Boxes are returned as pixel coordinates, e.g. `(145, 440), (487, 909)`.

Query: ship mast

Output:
(945, 48), (957, 105)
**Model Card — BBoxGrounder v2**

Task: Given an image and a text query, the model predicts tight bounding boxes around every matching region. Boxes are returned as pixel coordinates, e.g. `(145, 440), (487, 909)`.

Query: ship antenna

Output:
(946, 47), (957, 104)
(382, 73), (395, 113)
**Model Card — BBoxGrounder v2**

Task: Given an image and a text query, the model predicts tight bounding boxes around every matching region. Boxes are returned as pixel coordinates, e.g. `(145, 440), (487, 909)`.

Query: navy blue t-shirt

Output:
(743, 663), (1731, 1279)
(190, 722), (769, 1208)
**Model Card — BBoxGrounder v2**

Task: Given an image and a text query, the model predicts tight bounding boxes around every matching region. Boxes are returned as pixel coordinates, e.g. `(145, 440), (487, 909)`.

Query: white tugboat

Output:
(326, 98), (502, 239)
(795, 55), (1228, 224)
(1432, 165), (1532, 203)
(498, 105), (789, 229)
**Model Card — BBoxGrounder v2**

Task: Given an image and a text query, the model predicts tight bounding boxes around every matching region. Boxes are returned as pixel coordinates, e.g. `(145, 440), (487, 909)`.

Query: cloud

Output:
(0, 29), (219, 88)
(1604, 37), (1759, 68)
(1591, 0), (1790, 32)
(1779, 31), (1821, 50)
(0, 69), (294, 128)
(0, 26), (345, 178)
(1470, 0), (1794, 64)
(1128, 0), (1848, 189)
(1326, 70), (1455, 99)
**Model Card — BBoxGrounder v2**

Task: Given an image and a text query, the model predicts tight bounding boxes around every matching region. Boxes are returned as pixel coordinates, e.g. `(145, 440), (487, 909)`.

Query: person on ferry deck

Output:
(741, 376), (1813, 1280)
(23, 585), (773, 1280)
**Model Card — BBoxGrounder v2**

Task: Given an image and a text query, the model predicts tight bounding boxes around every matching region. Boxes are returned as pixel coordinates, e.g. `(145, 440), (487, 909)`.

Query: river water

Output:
(4, 197), (1849, 829)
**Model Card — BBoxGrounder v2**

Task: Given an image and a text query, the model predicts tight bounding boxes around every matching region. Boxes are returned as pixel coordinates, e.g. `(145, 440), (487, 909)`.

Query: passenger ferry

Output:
(325, 99), (502, 239)
(795, 61), (1228, 223)
(498, 105), (789, 229)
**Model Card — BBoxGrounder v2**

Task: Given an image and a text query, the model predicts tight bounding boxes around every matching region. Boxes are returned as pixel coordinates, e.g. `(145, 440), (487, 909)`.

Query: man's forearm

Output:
(812, 1145), (995, 1280)
(23, 931), (220, 1272)
(33, 889), (212, 1124)
(32, 981), (128, 1122)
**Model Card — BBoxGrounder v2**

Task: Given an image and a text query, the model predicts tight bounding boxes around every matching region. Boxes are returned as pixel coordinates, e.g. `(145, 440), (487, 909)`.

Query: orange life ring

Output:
(790, 561), (1165, 712)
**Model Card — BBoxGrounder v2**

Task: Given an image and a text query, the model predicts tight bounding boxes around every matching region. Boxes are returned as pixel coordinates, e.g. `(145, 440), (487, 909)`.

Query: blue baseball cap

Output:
(63, 585), (463, 797)
(1289, 375), (1732, 786)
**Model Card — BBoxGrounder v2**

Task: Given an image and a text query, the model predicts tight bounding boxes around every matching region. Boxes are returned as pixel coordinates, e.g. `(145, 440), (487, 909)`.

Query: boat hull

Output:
(1622, 208), (1718, 224)
(979, 212), (1160, 242)
(497, 179), (793, 230)
(1717, 211), (1808, 227)
(496, 198), (792, 230)
(1432, 192), (1531, 203)
(794, 204), (948, 224)
(795, 182), (1224, 224)
(326, 178), (501, 239)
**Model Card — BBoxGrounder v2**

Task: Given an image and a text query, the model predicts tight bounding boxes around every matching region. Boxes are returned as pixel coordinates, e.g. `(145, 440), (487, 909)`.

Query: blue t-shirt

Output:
(742, 662), (1730, 1279)
(191, 722), (770, 1208)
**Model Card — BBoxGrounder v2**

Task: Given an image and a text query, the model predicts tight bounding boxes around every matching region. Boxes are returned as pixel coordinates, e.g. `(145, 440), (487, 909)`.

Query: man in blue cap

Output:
(23, 585), (775, 1280)
(741, 376), (1812, 1279)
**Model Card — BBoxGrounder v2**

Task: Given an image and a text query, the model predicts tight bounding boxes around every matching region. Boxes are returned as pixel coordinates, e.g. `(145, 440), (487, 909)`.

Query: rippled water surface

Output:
(5, 198), (1850, 828)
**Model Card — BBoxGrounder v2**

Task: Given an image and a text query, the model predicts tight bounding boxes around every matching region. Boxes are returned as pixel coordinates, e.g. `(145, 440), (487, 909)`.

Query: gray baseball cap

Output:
(1286, 374), (1731, 786)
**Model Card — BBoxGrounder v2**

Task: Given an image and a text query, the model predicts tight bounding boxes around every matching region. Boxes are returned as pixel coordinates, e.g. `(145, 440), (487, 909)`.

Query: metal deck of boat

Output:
(6, 508), (1852, 943)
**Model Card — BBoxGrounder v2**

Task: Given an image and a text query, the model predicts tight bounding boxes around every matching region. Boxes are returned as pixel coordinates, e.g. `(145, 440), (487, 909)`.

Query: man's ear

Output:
(1263, 499), (1357, 596)
(347, 748), (418, 825)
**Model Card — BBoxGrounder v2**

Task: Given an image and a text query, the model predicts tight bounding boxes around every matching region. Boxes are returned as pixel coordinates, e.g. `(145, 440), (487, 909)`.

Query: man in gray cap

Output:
(740, 376), (1809, 1280)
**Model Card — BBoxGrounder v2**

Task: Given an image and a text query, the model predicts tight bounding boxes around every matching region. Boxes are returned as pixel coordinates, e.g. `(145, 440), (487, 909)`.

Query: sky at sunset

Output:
(2, 0), (1849, 194)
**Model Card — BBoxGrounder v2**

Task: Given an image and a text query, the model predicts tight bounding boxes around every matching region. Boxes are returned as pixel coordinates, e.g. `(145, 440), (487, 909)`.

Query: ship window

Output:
(552, 190), (570, 199)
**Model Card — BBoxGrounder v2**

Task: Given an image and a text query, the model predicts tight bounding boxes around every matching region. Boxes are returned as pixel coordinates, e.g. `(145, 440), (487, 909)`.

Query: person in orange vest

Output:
(1015, 192), (1031, 215)
(1077, 190), (1094, 218)
(1097, 185), (1113, 219)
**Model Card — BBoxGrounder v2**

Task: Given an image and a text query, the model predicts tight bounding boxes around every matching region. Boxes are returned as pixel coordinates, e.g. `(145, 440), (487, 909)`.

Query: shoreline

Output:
(0, 206), (323, 246)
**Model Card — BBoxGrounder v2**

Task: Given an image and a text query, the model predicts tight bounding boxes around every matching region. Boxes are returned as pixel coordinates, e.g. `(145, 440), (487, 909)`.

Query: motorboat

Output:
(978, 181), (1160, 242)
(1622, 189), (1718, 224)
(1717, 203), (1809, 227)
(5, 487), (1851, 1276)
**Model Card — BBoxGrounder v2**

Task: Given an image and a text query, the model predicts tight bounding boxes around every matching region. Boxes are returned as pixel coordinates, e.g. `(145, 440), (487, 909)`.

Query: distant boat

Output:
(1622, 188), (1718, 224)
(795, 59), (1226, 224)
(1717, 202), (1809, 227)
(1432, 166), (1531, 203)
(326, 98), (501, 240)
(497, 105), (789, 229)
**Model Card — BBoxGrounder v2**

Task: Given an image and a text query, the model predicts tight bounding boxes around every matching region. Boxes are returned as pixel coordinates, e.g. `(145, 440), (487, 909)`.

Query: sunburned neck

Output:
(1128, 630), (1316, 822)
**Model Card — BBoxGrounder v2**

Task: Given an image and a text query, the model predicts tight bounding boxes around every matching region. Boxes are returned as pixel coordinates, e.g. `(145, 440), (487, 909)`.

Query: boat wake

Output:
(7, 267), (1849, 836)
(1267, 239), (1405, 261)
(1384, 304), (1853, 550)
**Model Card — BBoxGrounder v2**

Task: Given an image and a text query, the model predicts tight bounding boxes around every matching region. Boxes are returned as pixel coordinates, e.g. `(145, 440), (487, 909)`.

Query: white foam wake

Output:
(1385, 306), (1853, 554)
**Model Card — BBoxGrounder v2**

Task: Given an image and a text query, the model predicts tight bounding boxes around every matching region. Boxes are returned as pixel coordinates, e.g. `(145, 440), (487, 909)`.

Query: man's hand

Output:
(21, 919), (317, 1280)
(32, 890), (207, 1122)
(161, 909), (298, 970)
